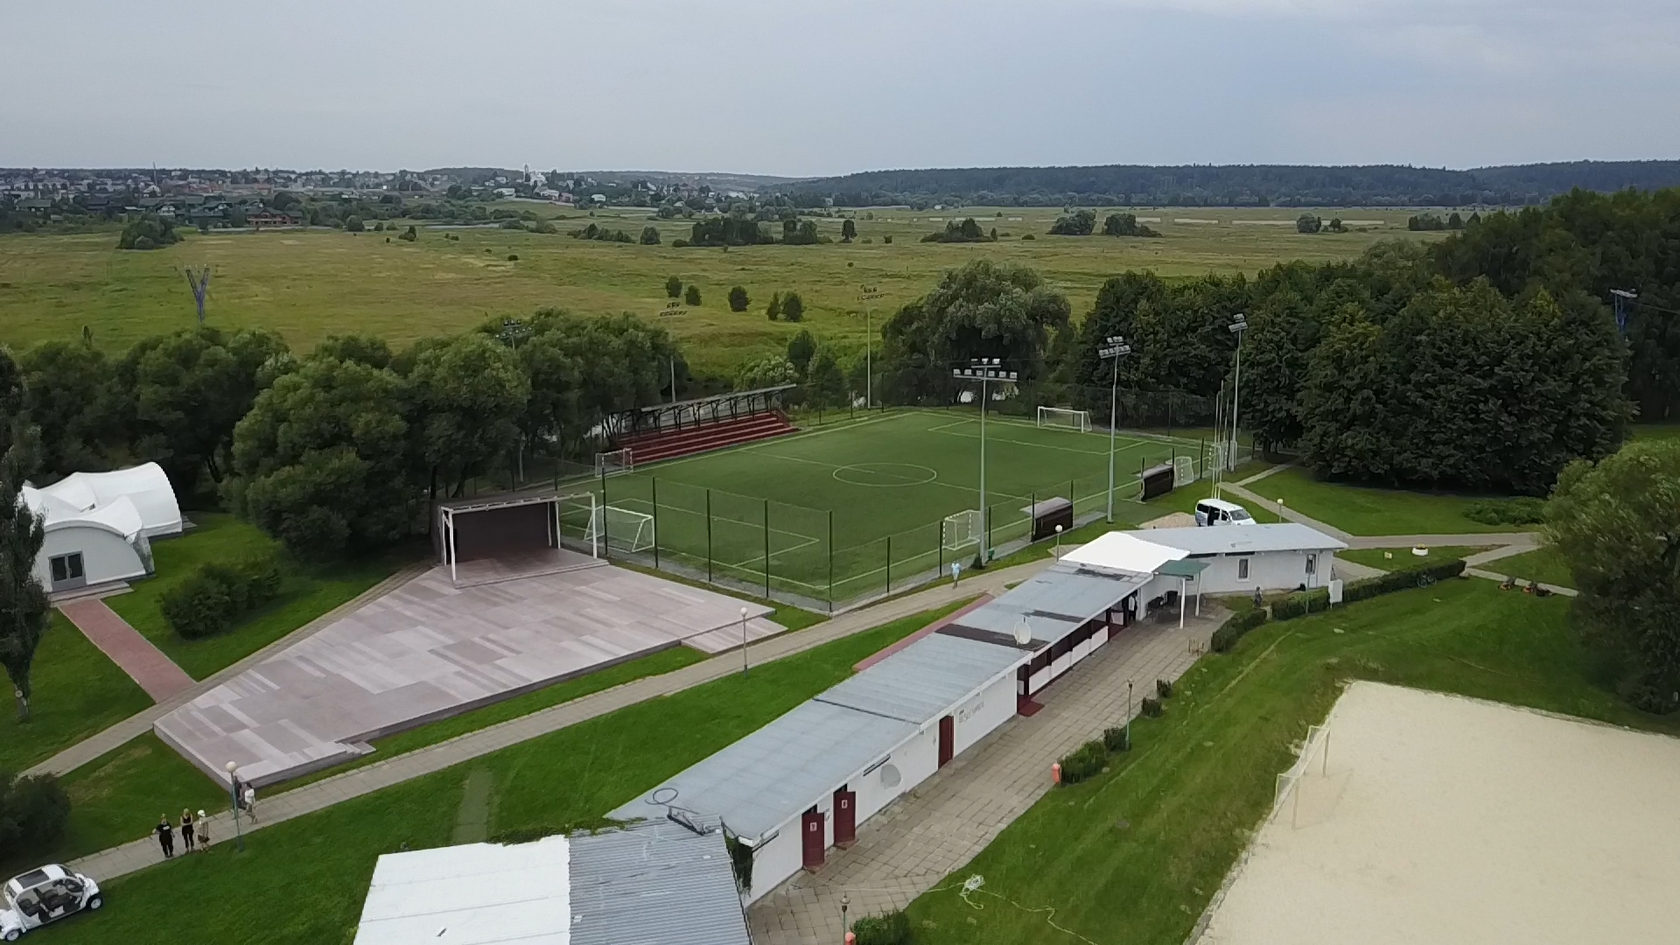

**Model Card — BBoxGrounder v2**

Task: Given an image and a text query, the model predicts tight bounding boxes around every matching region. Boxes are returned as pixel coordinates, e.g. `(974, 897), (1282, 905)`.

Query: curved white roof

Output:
(25, 463), (181, 538)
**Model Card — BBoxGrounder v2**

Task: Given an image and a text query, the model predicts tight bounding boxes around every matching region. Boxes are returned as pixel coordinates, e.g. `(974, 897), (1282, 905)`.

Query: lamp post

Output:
(657, 300), (688, 403)
(1097, 336), (1132, 522)
(859, 286), (883, 408)
(225, 761), (245, 852)
(1053, 523), (1064, 558)
(841, 894), (850, 934)
(740, 606), (750, 676)
(1226, 313), (1248, 473)
(952, 358), (1017, 566)
(1125, 680), (1134, 745)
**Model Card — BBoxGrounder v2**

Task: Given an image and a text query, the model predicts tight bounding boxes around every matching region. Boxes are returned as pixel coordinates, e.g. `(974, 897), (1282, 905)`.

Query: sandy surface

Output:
(1198, 682), (1680, 945)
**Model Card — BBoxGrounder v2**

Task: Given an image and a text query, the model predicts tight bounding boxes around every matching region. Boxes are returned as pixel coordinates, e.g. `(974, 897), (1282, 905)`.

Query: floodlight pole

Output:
(860, 286), (883, 408)
(1611, 288), (1638, 335)
(952, 359), (1017, 565)
(1227, 313), (1248, 472)
(1098, 336), (1133, 522)
(740, 606), (750, 676)
(656, 301), (688, 403)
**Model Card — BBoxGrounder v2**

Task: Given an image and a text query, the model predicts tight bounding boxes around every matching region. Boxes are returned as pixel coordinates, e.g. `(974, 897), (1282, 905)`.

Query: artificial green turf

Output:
(1486, 545), (1575, 588)
(1249, 466), (1534, 536)
(104, 513), (406, 679)
(74, 598), (973, 945)
(1337, 545), (1493, 571)
(904, 579), (1674, 945)
(0, 613), (152, 773)
(589, 409), (1205, 602)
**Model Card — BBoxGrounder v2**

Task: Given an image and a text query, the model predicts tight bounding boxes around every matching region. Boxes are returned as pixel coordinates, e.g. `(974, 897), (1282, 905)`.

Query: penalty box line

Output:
(609, 497), (823, 569)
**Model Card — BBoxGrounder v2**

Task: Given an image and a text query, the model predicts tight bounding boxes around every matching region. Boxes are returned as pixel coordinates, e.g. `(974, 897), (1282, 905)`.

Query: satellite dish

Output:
(1014, 617), (1032, 647)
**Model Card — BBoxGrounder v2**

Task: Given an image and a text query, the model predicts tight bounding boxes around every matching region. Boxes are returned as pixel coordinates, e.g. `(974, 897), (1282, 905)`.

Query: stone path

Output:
(65, 556), (1061, 884)
(57, 599), (194, 702)
(749, 606), (1222, 945)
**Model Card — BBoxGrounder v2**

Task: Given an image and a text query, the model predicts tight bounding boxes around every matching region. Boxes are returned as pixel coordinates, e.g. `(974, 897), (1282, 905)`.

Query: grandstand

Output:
(614, 385), (798, 465)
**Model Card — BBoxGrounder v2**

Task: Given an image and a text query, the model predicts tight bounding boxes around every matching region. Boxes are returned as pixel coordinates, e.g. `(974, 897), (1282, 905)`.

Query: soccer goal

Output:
(1173, 455), (1197, 487)
(595, 448), (634, 478)
(584, 504), (655, 553)
(1035, 406), (1091, 433)
(942, 509), (982, 551)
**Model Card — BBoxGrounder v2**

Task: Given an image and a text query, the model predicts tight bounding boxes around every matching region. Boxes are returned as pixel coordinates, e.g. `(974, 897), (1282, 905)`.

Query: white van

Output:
(1195, 497), (1256, 527)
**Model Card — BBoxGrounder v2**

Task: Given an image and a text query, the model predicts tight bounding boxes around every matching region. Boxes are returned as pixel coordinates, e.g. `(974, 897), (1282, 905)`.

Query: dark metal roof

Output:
(816, 633), (1028, 723)
(570, 820), (750, 945)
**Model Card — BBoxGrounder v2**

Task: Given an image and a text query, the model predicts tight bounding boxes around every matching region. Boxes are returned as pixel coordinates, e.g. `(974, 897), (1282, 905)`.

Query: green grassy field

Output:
(1251, 466), (1536, 536)
(69, 599), (972, 945)
(0, 614), (153, 773)
(576, 409), (1207, 602)
(903, 579), (1672, 945)
(1485, 545), (1574, 587)
(1338, 545), (1493, 570)
(104, 514), (405, 679)
(0, 207), (1438, 374)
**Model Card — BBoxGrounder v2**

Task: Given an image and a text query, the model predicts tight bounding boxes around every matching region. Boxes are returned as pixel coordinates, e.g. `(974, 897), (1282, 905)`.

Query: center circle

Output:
(832, 462), (939, 487)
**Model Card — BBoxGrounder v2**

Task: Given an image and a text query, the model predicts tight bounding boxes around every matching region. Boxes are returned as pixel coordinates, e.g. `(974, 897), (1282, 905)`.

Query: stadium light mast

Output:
(952, 358), (1017, 566)
(1611, 288), (1638, 335)
(859, 285), (884, 408)
(656, 300), (688, 403)
(1227, 313), (1248, 473)
(1098, 336), (1133, 523)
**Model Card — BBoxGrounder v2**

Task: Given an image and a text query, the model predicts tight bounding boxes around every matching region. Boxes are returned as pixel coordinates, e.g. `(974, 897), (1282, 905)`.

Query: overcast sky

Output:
(4, 0), (1677, 176)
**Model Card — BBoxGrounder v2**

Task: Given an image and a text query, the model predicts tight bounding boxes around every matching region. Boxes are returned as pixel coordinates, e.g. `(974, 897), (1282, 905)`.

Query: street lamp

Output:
(951, 359), (1018, 566)
(1097, 336), (1133, 522)
(740, 606), (750, 676)
(859, 286), (883, 408)
(225, 761), (245, 852)
(1226, 313), (1248, 473)
(1125, 680), (1134, 745)
(1053, 523), (1064, 558)
(841, 894), (850, 933)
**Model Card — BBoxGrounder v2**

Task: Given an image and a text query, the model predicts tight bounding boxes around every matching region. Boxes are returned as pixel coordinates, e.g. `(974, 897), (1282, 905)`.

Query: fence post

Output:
(938, 520), (944, 575)
(885, 535), (892, 595)
(828, 510), (835, 612)
(651, 478), (660, 569)
(763, 498), (771, 599)
(705, 489), (713, 583)
(600, 466), (610, 556)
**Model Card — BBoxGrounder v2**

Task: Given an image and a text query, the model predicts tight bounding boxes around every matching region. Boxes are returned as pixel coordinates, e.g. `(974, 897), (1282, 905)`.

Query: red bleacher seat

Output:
(620, 412), (797, 464)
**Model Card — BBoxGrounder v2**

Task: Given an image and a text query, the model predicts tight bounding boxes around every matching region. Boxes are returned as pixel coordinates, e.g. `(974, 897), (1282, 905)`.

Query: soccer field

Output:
(571, 409), (1209, 605)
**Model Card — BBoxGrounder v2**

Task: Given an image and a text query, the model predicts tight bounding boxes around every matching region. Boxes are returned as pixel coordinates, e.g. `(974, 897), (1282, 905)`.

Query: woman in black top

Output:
(179, 809), (195, 853)
(156, 815), (175, 858)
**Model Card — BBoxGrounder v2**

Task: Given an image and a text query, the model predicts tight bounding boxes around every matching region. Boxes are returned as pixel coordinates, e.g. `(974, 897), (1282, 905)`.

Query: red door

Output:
(938, 715), (954, 767)
(833, 788), (856, 847)
(801, 807), (826, 871)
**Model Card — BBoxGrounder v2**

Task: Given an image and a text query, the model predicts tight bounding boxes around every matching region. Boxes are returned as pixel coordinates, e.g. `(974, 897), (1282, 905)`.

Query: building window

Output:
(49, 553), (84, 583)
(1237, 557), (1250, 581)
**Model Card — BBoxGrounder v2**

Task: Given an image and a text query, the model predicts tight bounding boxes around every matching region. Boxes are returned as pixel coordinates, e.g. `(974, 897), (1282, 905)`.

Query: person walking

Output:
(179, 809), (195, 853)
(242, 784), (257, 823)
(196, 810), (210, 850)
(155, 815), (175, 859)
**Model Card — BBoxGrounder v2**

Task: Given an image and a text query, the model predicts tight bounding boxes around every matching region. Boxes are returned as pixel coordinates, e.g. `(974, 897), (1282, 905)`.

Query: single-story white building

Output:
(19, 463), (183, 594)
(1115, 523), (1346, 594)
(352, 819), (750, 945)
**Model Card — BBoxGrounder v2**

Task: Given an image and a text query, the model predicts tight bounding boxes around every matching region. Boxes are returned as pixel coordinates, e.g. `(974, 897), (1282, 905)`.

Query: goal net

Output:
(1036, 406), (1090, 433)
(1173, 455), (1197, 487)
(1271, 722), (1331, 828)
(595, 448), (634, 478)
(584, 504), (655, 553)
(942, 509), (982, 551)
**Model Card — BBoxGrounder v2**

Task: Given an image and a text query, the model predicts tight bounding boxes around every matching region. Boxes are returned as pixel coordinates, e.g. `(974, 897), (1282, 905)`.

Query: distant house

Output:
(590, 193), (607, 204)
(247, 211), (297, 227)
(493, 187), (516, 198)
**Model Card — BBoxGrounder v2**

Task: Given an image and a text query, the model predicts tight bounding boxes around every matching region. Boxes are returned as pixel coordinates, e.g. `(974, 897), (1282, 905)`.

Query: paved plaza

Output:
(153, 561), (780, 786)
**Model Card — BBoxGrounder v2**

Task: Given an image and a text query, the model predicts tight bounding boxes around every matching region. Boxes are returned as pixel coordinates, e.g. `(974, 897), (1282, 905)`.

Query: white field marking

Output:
(759, 450), (1035, 507)
(830, 462), (940, 487)
(610, 497), (822, 561)
(924, 418), (1163, 459)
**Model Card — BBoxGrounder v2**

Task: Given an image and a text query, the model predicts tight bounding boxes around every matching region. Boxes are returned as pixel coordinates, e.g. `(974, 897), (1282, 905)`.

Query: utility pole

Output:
(1098, 336), (1132, 522)
(859, 285), (883, 408)
(183, 265), (211, 325)
(952, 358), (1017, 565)
(657, 300), (688, 403)
(1227, 313), (1248, 473)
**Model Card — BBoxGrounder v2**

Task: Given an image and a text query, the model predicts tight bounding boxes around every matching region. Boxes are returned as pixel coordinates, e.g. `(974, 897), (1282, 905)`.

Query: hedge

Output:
(1057, 739), (1108, 784)
(161, 552), (284, 639)
(1273, 587), (1331, 621)
(1210, 607), (1268, 653)
(1140, 696), (1164, 718)
(1342, 558), (1466, 604)
(852, 911), (912, 945)
(1103, 726), (1131, 752)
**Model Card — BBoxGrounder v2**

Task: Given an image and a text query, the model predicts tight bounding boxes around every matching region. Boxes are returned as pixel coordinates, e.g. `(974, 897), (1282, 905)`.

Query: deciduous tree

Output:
(786, 330), (817, 378)
(0, 466), (47, 721)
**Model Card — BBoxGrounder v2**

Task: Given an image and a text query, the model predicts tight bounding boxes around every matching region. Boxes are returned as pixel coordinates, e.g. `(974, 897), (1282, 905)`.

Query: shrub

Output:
(851, 910), (912, 945)
(1155, 678), (1174, 699)
(1210, 607), (1268, 653)
(728, 285), (750, 312)
(398, 225), (417, 242)
(782, 292), (805, 322)
(882, 234), (892, 244)
(344, 214), (365, 232)
(1463, 497), (1546, 526)
(1140, 696), (1163, 718)
(639, 225), (661, 245)
(665, 275), (683, 298)
(1103, 726), (1131, 752)
(766, 292), (782, 321)
(161, 553), (285, 639)
(684, 285), (701, 306)
(1271, 593), (1309, 620)
(373, 221), (386, 232)
(117, 214), (179, 250)
(1057, 739), (1107, 784)
(507, 254), (519, 261)
(0, 773), (71, 852)
(1020, 233), (1036, 240)
(671, 238), (689, 248)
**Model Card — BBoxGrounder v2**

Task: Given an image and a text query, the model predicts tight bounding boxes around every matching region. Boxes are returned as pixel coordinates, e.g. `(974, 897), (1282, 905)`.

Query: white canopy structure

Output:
(1059, 530), (1189, 575)
(18, 463), (182, 593)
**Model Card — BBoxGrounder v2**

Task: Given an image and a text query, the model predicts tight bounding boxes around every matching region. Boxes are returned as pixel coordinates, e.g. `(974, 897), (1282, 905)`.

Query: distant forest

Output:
(776, 161), (1680, 208)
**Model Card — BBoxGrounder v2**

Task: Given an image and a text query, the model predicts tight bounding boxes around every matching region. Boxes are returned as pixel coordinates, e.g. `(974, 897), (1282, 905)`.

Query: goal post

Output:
(584, 504), (655, 554)
(942, 509), (982, 551)
(1035, 406), (1091, 433)
(1173, 455), (1197, 487)
(595, 448), (634, 478)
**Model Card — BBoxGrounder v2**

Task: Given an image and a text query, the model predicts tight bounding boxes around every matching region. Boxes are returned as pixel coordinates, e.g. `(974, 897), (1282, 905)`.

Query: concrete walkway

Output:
(1234, 463), (1292, 486)
(750, 606), (1224, 945)
(57, 599), (194, 702)
(27, 563), (429, 778)
(65, 556), (1063, 884)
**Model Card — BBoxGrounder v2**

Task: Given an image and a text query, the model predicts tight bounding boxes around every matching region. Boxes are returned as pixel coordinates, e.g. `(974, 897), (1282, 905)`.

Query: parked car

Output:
(1, 866), (103, 940)
(1194, 497), (1256, 527)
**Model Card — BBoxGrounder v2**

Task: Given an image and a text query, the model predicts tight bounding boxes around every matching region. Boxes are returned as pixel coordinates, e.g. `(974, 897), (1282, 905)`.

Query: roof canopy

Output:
(1119, 523), (1348, 556)
(1060, 531), (1189, 575)
(21, 463), (182, 538)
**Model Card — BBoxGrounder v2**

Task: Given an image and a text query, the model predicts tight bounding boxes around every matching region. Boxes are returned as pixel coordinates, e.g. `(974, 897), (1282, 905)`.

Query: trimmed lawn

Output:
(0, 613), (153, 773)
(905, 579), (1673, 945)
(72, 599), (973, 945)
(1337, 545), (1492, 571)
(1631, 423), (1680, 442)
(105, 513), (407, 679)
(1143, 484), (1285, 523)
(1251, 466), (1532, 536)
(1487, 545), (1575, 588)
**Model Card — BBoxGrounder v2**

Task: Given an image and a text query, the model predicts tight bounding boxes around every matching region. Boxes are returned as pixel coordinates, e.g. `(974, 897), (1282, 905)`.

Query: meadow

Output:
(0, 206), (1438, 373)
